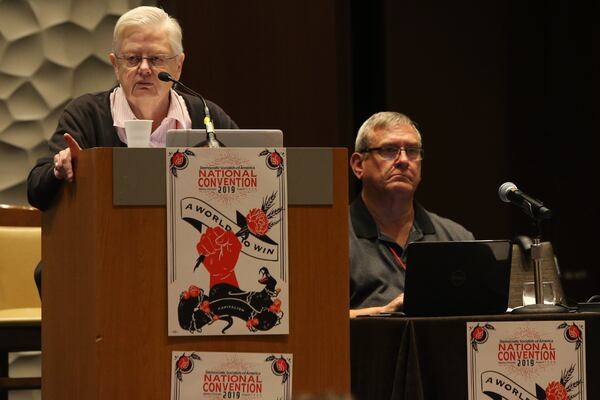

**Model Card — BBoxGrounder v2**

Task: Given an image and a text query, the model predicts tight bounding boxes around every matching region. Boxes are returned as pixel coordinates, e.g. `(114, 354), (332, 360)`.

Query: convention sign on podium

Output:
(166, 147), (289, 337)
(41, 147), (350, 399)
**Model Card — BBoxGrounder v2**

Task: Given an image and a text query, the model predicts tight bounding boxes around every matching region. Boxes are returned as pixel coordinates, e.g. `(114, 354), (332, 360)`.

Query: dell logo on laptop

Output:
(450, 269), (467, 287)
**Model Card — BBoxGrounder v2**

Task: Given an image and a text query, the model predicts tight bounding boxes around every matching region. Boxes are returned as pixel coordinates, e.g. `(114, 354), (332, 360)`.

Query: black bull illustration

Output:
(177, 267), (283, 333)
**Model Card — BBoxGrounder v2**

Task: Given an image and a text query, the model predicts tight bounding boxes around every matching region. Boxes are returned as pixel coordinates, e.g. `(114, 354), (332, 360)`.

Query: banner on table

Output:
(467, 320), (586, 400)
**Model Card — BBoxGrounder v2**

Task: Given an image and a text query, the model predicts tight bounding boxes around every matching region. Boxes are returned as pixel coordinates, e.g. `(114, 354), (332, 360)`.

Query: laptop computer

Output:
(403, 240), (512, 317)
(166, 129), (283, 147)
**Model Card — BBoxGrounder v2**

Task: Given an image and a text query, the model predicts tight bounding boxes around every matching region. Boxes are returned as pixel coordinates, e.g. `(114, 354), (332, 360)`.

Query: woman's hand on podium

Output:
(53, 133), (82, 182)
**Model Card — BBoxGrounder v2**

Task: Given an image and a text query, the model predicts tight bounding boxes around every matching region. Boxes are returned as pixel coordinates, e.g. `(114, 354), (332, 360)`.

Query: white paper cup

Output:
(124, 120), (152, 148)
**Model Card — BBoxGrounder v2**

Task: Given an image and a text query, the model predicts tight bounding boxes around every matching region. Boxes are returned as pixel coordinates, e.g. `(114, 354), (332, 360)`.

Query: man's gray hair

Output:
(112, 6), (183, 55)
(354, 111), (422, 152)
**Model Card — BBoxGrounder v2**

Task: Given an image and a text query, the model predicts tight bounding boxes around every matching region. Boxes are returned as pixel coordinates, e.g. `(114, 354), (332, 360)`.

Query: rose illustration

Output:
(171, 151), (186, 168)
(566, 324), (581, 341)
(200, 300), (211, 313)
(259, 149), (285, 176)
(545, 381), (568, 400)
(230, 192), (283, 244)
(246, 208), (269, 236)
(470, 323), (494, 351)
(267, 151), (283, 168)
(175, 353), (201, 382)
(181, 285), (201, 300)
(266, 355), (290, 383)
(560, 322), (583, 349)
(177, 355), (192, 373)
(274, 357), (289, 374)
(188, 285), (201, 298)
(169, 149), (194, 177)
(536, 364), (582, 400)
(269, 298), (282, 313)
(472, 325), (487, 342)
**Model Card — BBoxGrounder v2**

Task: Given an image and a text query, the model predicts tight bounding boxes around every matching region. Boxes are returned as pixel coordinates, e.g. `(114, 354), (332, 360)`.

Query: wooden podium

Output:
(42, 148), (350, 399)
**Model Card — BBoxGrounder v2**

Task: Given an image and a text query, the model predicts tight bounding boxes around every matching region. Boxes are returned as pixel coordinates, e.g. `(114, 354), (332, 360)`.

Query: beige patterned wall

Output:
(0, 0), (154, 206)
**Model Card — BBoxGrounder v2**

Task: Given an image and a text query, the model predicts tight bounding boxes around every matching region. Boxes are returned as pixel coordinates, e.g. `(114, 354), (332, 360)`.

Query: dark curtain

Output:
(161, 0), (599, 302)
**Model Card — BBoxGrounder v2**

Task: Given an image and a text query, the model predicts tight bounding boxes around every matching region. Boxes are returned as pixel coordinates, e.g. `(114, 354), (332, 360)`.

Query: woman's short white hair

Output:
(354, 111), (422, 152)
(112, 6), (183, 55)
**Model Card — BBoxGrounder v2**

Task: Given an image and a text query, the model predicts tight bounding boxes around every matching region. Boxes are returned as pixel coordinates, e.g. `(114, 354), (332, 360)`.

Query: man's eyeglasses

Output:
(363, 146), (424, 161)
(116, 54), (178, 68)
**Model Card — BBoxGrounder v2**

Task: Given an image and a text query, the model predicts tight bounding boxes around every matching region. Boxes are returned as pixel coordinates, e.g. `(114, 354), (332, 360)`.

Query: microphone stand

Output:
(173, 82), (220, 148)
(512, 212), (568, 314)
(200, 117), (221, 148)
(158, 72), (221, 148)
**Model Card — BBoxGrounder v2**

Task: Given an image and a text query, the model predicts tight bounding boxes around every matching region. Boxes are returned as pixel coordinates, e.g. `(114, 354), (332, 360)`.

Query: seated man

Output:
(349, 112), (474, 318)
(27, 6), (238, 294)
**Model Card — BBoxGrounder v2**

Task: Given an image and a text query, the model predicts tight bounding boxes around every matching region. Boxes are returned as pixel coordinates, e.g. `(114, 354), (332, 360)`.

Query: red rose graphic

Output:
(472, 326), (486, 342)
(171, 152), (185, 167)
(177, 355), (191, 372)
(268, 151), (283, 168)
(200, 300), (211, 313)
(188, 285), (200, 298)
(246, 208), (269, 236)
(175, 353), (201, 382)
(566, 324), (581, 340)
(545, 381), (568, 400)
(269, 299), (282, 313)
(275, 358), (288, 374)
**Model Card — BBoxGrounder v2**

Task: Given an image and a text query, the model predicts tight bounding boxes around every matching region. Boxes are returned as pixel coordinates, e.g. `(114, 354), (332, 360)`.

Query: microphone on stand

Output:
(498, 182), (568, 314)
(498, 182), (552, 221)
(157, 71), (220, 148)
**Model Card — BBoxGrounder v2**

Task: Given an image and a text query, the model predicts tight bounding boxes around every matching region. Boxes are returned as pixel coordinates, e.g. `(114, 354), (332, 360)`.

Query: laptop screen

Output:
(166, 129), (283, 147)
(403, 240), (513, 317)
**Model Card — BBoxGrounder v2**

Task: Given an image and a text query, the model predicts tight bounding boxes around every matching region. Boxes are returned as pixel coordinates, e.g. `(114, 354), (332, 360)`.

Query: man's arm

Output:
(27, 132), (83, 210)
(349, 293), (404, 318)
(26, 93), (109, 210)
(52, 133), (82, 182)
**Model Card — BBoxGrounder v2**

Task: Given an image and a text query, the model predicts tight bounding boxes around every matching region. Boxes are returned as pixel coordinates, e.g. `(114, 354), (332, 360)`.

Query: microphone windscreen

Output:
(498, 182), (517, 203)
(158, 71), (172, 82)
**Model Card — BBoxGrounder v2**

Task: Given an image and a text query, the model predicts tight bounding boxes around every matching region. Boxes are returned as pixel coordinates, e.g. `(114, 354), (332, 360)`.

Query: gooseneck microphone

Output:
(498, 182), (552, 221)
(158, 71), (219, 148)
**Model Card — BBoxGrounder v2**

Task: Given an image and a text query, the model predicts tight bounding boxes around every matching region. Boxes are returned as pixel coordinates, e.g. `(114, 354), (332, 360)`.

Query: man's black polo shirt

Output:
(349, 196), (475, 309)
